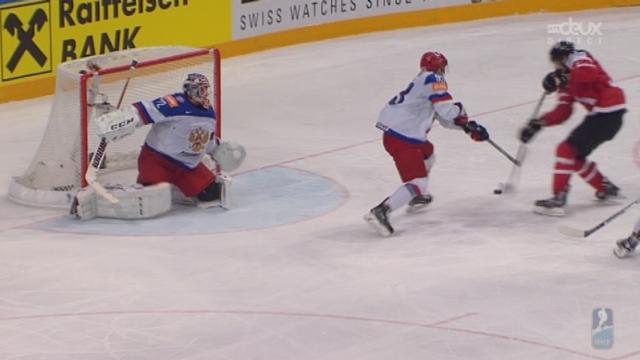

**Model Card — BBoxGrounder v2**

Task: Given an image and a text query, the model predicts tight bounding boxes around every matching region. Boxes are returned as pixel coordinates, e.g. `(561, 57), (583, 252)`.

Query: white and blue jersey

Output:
(376, 71), (462, 143)
(132, 93), (217, 169)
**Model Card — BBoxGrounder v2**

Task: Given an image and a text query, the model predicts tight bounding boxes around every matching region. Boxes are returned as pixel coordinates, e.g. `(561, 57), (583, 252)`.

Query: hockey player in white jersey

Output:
(613, 220), (640, 258)
(365, 52), (490, 237)
(72, 73), (246, 220)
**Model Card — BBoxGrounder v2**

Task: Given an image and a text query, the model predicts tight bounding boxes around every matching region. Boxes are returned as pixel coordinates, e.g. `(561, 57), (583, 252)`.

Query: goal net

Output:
(9, 47), (221, 209)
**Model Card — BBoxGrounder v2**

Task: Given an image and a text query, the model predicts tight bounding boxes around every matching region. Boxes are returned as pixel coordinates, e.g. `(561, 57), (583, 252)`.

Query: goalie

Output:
(72, 73), (246, 220)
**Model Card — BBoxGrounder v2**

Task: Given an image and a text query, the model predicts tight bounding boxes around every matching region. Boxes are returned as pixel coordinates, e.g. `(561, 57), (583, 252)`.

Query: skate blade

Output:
(197, 200), (222, 209)
(363, 213), (392, 237)
(595, 196), (626, 205)
(533, 206), (566, 217)
(613, 248), (632, 259)
(406, 203), (430, 214)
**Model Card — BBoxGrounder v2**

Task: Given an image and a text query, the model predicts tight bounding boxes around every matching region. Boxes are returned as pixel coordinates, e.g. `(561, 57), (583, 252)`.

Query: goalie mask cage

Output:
(8, 47), (222, 209)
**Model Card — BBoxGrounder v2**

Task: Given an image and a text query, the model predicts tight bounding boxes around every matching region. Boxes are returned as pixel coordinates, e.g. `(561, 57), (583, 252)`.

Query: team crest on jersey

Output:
(188, 127), (210, 153)
(432, 82), (448, 91)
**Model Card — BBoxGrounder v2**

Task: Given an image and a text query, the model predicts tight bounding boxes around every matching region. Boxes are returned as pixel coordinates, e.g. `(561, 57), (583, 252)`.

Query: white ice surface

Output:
(2, 8), (640, 360)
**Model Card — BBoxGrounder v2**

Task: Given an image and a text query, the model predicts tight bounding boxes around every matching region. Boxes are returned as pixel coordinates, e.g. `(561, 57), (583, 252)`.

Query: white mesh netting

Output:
(9, 46), (220, 208)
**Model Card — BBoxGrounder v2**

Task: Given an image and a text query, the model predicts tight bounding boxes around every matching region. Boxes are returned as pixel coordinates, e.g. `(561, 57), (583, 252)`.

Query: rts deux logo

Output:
(1, 0), (52, 81)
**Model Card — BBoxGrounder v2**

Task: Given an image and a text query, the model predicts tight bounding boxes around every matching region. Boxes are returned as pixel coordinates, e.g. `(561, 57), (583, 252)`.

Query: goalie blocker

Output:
(72, 72), (246, 221)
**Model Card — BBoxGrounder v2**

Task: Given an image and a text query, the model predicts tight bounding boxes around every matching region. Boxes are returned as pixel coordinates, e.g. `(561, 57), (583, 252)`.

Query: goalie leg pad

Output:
(197, 181), (222, 202)
(197, 174), (233, 209)
(72, 183), (172, 221)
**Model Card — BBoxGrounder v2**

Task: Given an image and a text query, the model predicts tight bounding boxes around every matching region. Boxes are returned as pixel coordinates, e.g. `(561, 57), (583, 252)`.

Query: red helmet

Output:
(420, 52), (448, 72)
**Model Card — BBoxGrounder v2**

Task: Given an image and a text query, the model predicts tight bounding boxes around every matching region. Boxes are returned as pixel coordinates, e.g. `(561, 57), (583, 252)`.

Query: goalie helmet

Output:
(420, 52), (448, 73)
(183, 73), (211, 107)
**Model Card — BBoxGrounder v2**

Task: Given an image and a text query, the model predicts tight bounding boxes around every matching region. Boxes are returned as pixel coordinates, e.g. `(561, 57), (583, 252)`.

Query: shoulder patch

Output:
(164, 95), (179, 108)
(432, 82), (448, 91)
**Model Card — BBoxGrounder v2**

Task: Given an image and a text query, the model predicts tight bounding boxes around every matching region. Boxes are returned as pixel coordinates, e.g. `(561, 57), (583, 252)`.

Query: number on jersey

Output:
(388, 82), (415, 105)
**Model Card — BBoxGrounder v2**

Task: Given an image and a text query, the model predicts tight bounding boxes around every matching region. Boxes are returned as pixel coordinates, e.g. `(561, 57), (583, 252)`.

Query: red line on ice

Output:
(0, 309), (614, 359)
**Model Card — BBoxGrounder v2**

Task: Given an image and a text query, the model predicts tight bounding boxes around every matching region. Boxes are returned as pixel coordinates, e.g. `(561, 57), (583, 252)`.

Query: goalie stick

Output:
(84, 59), (138, 204)
(558, 199), (640, 238)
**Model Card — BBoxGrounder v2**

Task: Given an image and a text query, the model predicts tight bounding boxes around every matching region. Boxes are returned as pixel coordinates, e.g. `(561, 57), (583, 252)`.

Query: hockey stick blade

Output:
(558, 199), (640, 239)
(558, 225), (587, 238)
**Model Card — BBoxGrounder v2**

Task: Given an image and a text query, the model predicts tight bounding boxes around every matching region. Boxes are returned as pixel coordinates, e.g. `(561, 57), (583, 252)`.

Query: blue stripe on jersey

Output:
(424, 73), (439, 85)
(429, 92), (453, 102)
(386, 128), (429, 145)
(151, 93), (216, 119)
(424, 72), (446, 85)
(133, 102), (155, 124)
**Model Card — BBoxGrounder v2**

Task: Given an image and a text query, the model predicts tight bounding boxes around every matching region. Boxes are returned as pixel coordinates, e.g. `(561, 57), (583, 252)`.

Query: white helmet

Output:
(183, 73), (211, 107)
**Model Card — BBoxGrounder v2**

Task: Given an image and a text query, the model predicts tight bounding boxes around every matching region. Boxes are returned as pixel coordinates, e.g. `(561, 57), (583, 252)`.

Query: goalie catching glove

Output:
(95, 106), (142, 142)
(211, 141), (247, 173)
(453, 102), (490, 142)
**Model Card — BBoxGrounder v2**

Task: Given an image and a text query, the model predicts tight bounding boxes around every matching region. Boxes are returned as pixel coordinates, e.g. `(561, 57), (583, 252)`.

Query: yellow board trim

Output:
(2, 0), (639, 103)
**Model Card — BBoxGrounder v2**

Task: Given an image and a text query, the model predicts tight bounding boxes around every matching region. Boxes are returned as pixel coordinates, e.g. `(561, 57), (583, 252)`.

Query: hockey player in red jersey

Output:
(365, 52), (490, 236)
(520, 41), (625, 216)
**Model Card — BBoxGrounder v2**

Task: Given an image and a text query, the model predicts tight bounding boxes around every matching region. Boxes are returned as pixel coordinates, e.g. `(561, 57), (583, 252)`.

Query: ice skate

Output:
(534, 191), (567, 217)
(596, 179), (621, 202)
(364, 202), (394, 237)
(613, 236), (639, 259)
(406, 194), (433, 214)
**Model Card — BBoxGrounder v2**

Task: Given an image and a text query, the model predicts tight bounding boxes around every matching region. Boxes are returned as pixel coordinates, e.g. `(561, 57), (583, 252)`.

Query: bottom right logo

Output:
(592, 307), (614, 349)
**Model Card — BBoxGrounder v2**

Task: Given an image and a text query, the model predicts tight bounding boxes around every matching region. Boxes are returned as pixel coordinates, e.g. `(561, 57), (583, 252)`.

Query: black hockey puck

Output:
(493, 189), (503, 195)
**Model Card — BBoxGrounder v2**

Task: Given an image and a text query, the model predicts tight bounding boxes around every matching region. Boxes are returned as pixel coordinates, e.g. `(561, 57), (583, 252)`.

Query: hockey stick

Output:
(497, 145), (527, 194)
(515, 92), (548, 164)
(496, 92), (548, 194)
(559, 199), (640, 238)
(85, 59), (138, 204)
(487, 138), (520, 166)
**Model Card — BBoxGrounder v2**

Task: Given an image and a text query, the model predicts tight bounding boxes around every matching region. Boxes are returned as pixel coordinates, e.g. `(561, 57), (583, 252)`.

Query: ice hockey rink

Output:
(1, 7), (640, 360)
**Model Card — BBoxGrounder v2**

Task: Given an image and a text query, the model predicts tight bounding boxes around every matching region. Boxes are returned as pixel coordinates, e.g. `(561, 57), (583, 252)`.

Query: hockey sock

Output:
(385, 178), (427, 211)
(553, 142), (577, 194)
(424, 153), (436, 173)
(576, 160), (605, 191)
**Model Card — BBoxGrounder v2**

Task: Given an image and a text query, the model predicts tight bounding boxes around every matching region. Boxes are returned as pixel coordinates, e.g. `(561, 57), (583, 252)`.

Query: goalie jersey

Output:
(132, 93), (218, 169)
(376, 71), (462, 143)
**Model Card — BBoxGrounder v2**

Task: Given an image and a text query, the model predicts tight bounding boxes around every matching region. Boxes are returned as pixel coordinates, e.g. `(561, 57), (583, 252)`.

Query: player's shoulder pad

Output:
(424, 72), (448, 91)
(150, 93), (214, 119)
(150, 93), (184, 113)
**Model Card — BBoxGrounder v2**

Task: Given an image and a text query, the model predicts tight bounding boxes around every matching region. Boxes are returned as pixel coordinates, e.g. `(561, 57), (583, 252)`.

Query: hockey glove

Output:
(95, 106), (141, 142)
(452, 102), (469, 127)
(542, 69), (569, 93)
(519, 118), (543, 144)
(464, 121), (490, 142)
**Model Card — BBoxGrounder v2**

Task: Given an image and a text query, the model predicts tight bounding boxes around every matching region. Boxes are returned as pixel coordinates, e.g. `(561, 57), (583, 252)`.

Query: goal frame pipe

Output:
(79, 48), (222, 187)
